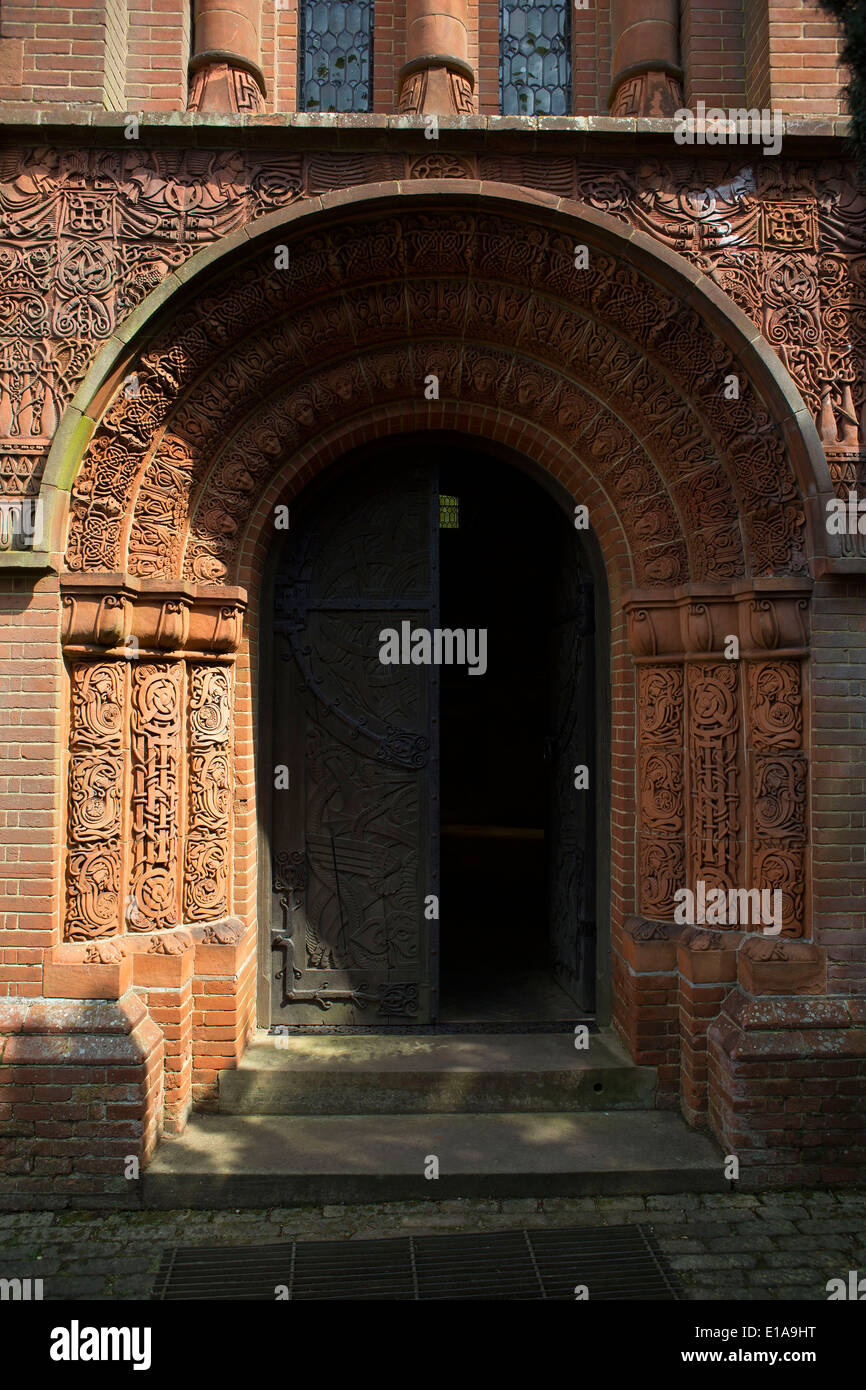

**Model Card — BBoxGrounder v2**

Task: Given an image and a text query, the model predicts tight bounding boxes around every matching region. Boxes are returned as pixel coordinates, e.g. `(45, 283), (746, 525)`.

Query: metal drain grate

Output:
(152, 1224), (681, 1300)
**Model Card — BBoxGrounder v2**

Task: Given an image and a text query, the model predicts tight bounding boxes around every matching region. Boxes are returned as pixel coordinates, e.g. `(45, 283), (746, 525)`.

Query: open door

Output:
(270, 455), (440, 1025)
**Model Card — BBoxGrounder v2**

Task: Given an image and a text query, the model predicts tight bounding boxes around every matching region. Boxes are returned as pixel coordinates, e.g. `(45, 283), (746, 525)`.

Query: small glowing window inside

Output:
(439, 494), (459, 529)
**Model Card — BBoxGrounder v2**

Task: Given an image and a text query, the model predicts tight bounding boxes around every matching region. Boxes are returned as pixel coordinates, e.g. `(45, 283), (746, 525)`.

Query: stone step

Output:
(217, 1029), (657, 1115)
(143, 1111), (725, 1207)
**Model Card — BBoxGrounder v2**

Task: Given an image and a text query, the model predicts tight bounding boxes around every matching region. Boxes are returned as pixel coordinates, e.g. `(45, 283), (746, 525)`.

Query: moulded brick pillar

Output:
(608, 0), (683, 116)
(397, 0), (475, 114)
(0, 994), (163, 1209)
(189, 918), (256, 1109)
(613, 916), (682, 1104)
(0, 574), (64, 1003)
(708, 992), (866, 1187)
(677, 927), (738, 1129)
(188, 0), (267, 112)
(129, 932), (195, 1135)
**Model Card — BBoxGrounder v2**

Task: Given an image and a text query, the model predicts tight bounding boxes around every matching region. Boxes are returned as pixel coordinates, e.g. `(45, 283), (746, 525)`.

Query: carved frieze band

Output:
(65, 661), (128, 940)
(638, 665), (685, 919)
(184, 664), (232, 922)
(746, 659), (807, 938)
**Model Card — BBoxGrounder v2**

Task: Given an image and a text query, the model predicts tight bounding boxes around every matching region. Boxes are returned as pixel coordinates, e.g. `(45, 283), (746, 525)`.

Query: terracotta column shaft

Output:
(188, 0), (266, 113)
(608, 0), (683, 117)
(398, 0), (475, 115)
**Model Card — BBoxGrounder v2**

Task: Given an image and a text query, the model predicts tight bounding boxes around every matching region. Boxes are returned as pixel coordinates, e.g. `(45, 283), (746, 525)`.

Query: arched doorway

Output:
(266, 435), (602, 1028)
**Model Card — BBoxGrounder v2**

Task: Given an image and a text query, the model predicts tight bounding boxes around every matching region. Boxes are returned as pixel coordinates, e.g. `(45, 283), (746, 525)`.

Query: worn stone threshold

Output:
(142, 1111), (725, 1207)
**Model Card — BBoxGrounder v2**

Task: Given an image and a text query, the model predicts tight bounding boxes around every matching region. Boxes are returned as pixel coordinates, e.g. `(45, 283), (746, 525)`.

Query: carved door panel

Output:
(272, 458), (439, 1024)
(547, 523), (595, 1011)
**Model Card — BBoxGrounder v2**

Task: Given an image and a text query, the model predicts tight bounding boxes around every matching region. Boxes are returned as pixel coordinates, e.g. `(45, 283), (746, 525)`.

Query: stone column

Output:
(608, 0), (683, 117)
(187, 0), (266, 113)
(398, 0), (475, 115)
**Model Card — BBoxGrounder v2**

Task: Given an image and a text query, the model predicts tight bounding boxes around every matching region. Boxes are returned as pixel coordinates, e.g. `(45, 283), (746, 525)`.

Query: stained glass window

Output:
(299, 1), (373, 113)
(439, 494), (459, 529)
(500, 0), (570, 117)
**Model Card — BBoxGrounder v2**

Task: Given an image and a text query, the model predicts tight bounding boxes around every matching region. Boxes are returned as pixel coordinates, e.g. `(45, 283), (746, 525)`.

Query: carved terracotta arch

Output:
(54, 187), (830, 587)
(49, 184), (822, 976)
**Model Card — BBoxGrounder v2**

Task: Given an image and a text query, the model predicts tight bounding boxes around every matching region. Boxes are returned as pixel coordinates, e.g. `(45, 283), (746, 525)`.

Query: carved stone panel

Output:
(184, 664), (232, 922)
(130, 661), (184, 931)
(638, 665), (685, 919)
(687, 663), (742, 896)
(747, 660), (808, 937)
(65, 661), (128, 940)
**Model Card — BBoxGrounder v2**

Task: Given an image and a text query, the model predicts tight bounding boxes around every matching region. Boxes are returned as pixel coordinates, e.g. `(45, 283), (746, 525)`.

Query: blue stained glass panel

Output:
(500, 0), (570, 116)
(300, 1), (373, 113)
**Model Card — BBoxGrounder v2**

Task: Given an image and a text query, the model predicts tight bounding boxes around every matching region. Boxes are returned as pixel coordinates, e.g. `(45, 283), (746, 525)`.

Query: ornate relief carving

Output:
(65, 662), (127, 940)
(748, 661), (803, 748)
(687, 663), (741, 894)
(638, 665), (685, 918)
(50, 196), (821, 583)
(187, 62), (266, 115)
(184, 664), (232, 921)
(640, 837), (686, 919)
(747, 659), (807, 937)
(130, 662), (183, 932)
(3, 149), (863, 506)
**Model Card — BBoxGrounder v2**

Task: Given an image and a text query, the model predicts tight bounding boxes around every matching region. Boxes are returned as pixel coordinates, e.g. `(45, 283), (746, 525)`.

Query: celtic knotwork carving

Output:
(639, 666), (684, 744)
(638, 665), (686, 918)
(49, 198), (818, 585)
(687, 663), (741, 894)
(748, 661), (803, 749)
(378, 982), (420, 1017)
(753, 755), (808, 841)
(752, 846), (805, 938)
(130, 662), (183, 932)
(640, 748), (685, 835)
(640, 838), (686, 919)
(184, 664), (232, 922)
(747, 659), (807, 938)
(65, 662), (127, 940)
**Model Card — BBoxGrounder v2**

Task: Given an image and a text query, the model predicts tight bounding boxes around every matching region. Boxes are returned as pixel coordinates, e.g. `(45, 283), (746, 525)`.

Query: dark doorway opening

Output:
(267, 435), (596, 1029)
(438, 454), (594, 1023)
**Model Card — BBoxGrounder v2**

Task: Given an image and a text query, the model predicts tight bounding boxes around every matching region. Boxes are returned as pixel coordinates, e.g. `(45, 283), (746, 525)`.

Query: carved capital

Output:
(625, 582), (812, 658)
(737, 936), (825, 995)
(60, 574), (247, 657)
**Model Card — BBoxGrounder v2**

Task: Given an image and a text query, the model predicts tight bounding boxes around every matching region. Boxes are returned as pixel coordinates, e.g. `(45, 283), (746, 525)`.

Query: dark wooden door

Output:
(547, 520), (596, 1011)
(271, 457), (439, 1025)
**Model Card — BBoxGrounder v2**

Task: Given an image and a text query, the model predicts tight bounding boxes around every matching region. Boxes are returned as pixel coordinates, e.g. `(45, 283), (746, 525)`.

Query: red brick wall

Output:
(573, 0), (612, 117)
(747, 0), (847, 115)
(745, 0), (772, 106)
(126, 0), (188, 111)
(811, 577), (866, 997)
(1, 2), (121, 106)
(683, 0), (747, 108)
(372, 0), (404, 111)
(264, 0), (299, 113)
(476, 0), (497, 114)
(0, 576), (63, 1000)
(0, 0), (851, 116)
